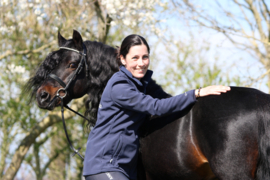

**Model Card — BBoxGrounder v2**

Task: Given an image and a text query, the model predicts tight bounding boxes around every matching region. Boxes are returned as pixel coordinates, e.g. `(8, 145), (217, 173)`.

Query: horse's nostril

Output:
(40, 91), (49, 101)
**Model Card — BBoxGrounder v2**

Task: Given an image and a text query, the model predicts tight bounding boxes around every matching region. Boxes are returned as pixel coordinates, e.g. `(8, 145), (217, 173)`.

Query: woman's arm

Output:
(110, 80), (196, 116)
(195, 85), (231, 98)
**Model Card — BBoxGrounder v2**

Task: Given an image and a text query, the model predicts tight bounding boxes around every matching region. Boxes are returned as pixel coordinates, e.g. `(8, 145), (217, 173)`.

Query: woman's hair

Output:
(117, 34), (150, 65)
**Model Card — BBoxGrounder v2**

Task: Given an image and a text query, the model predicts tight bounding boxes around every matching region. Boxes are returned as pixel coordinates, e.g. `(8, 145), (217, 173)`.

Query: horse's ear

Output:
(58, 31), (67, 47)
(72, 30), (83, 51)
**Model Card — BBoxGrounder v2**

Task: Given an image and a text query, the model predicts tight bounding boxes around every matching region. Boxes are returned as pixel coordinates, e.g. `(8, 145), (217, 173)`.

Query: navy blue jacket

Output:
(83, 66), (197, 179)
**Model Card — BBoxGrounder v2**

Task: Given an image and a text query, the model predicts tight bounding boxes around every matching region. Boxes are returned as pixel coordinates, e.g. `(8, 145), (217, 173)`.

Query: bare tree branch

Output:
(41, 145), (69, 178)
(0, 41), (56, 61)
(33, 142), (42, 180)
(259, 0), (268, 23)
(262, 0), (270, 16)
(233, 0), (254, 32)
(245, 0), (266, 39)
(232, 0), (250, 10)
(247, 68), (270, 87)
(94, 0), (107, 43)
(2, 114), (61, 180)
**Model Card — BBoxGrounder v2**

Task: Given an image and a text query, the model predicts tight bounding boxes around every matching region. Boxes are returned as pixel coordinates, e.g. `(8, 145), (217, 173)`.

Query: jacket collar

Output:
(120, 65), (153, 87)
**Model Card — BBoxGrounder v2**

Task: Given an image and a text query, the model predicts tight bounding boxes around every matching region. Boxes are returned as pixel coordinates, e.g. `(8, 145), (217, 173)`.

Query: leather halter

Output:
(47, 44), (90, 161)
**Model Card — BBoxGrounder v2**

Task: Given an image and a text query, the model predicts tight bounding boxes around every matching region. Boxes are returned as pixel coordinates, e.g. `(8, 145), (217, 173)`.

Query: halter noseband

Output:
(47, 44), (90, 161)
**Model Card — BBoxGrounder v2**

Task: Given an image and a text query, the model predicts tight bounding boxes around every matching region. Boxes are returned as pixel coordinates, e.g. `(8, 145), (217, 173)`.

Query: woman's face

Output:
(120, 44), (150, 80)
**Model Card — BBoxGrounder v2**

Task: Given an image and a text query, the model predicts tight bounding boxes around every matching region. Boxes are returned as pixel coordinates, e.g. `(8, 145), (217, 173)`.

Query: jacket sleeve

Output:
(110, 80), (197, 116)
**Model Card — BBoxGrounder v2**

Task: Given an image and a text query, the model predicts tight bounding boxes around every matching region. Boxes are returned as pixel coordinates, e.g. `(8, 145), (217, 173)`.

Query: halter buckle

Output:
(56, 88), (67, 99)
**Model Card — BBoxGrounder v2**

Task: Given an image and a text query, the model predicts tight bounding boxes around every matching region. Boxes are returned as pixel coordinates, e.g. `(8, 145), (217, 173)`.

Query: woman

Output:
(83, 35), (230, 180)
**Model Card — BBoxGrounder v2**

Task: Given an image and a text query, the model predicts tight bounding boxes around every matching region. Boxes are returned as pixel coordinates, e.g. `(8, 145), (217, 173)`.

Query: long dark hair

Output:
(84, 41), (120, 127)
(117, 34), (150, 65)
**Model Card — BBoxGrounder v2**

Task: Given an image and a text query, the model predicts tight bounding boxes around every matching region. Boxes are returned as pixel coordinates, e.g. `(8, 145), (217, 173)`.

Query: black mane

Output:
(25, 50), (65, 103)
(84, 41), (120, 126)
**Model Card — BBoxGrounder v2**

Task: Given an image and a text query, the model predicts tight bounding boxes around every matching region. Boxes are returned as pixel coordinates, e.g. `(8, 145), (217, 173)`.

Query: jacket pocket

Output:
(109, 135), (122, 164)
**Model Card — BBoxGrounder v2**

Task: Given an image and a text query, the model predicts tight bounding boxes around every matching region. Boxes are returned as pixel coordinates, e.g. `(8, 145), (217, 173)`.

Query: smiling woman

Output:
(119, 35), (150, 80)
(120, 45), (149, 80)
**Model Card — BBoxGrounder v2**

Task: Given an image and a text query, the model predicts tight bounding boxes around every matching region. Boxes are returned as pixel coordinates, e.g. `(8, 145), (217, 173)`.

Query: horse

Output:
(26, 30), (270, 180)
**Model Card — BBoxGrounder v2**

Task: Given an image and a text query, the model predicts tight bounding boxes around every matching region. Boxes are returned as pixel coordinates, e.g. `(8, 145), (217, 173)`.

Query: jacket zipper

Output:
(110, 139), (121, 163)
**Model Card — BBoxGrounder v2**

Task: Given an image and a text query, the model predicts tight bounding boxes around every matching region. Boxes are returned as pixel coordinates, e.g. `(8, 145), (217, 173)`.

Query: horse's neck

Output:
(146, 79), (171, 99)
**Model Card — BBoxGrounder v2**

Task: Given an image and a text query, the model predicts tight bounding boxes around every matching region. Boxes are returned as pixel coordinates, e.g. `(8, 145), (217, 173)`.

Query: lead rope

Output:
(60, 98), (85, 160)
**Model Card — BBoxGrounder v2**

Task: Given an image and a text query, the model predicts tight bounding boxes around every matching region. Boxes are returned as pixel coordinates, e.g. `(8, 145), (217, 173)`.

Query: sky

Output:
(150, 0), (270, 93)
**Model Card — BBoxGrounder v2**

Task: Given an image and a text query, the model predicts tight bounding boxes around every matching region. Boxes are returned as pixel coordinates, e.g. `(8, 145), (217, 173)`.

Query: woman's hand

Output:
(195, 85), (231, 98)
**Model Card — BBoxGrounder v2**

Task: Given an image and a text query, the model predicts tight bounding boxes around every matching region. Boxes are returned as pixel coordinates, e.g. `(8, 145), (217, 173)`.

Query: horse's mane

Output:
(83, 41), (120, 127)
(25, 50), (65, 102)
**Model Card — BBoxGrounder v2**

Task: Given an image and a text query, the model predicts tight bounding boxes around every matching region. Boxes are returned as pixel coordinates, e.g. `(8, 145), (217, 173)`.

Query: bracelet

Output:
(197, 87), (201, 98)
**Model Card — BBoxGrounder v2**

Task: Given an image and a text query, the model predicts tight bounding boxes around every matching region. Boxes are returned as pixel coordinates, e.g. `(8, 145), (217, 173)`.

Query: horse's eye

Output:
(69, 63), (77, 69)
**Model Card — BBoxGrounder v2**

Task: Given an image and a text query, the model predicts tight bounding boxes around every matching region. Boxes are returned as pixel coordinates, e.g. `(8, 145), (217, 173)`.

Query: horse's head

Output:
(27, 30), (120, 126)
(27, 30), (90, 110)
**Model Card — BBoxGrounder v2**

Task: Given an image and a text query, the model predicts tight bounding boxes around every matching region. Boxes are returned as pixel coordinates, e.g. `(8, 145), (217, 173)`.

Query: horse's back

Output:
(140, 87), (270, 180)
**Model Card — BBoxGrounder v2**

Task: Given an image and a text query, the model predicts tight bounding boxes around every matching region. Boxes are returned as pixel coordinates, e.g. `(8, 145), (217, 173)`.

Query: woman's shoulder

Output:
(105, 72), (138, 95)
(109, 71), (131, 84)
(103, 72), (135, 99)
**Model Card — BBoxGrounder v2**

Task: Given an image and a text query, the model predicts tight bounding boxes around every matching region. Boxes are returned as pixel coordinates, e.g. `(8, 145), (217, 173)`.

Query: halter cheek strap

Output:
(49, 74), (66, 88)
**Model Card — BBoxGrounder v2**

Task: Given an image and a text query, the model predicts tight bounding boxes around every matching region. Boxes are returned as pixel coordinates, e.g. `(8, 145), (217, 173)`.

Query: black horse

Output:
(26, 30), (270, 180)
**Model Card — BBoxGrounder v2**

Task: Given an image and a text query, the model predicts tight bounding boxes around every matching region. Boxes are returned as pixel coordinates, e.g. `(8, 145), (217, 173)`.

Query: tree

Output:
(172, 0), (270, 91)
(0, 0), (168, 179)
